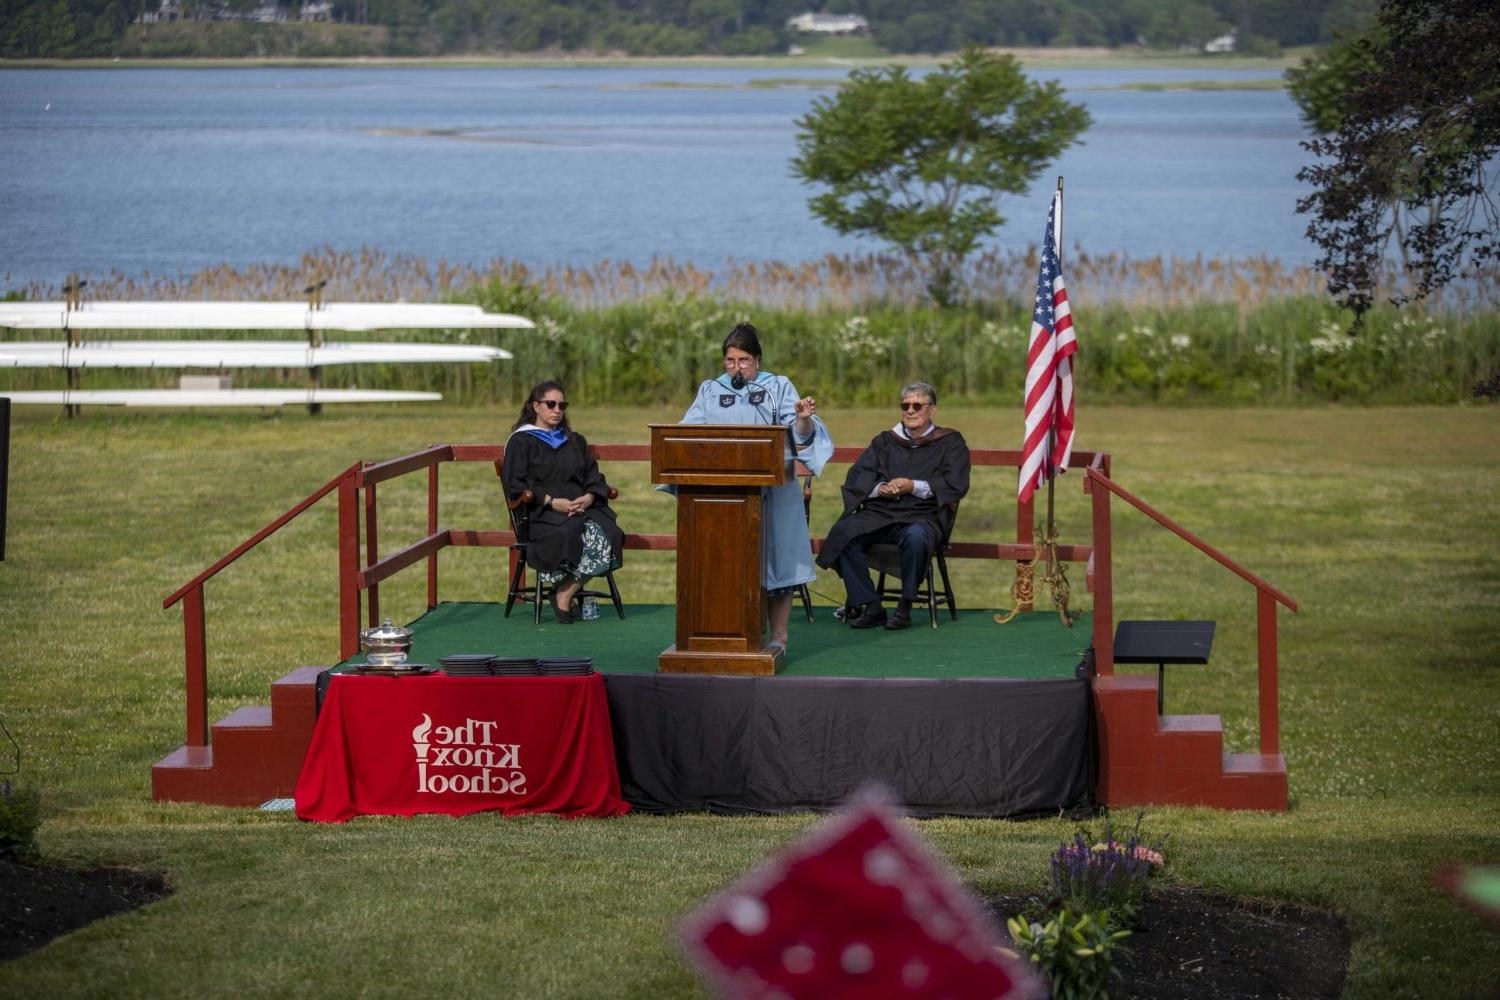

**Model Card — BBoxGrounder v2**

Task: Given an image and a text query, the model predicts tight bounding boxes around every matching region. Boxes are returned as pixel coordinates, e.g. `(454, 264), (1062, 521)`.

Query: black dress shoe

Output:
(551, 595), (575, 624)
(885, 602), (912, 630)
(849, 603), (887, 629)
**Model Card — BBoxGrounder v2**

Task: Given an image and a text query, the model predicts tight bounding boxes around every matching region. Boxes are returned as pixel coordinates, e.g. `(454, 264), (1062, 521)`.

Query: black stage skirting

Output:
(602, 675), (1095, 818)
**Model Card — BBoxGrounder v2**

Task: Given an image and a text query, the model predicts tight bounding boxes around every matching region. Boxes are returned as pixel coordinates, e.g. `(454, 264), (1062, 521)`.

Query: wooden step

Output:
(1224, 752), (1287, 776)
(151, 666), (328, 807)
(1156, 713), (1224, 761)
(151, 744), (264, 806)
(1213, 752), (1288, 811)
(271, 665), (322, 733)
(1157, 713), (1221, 733)
(1092, 675), (1287, 812)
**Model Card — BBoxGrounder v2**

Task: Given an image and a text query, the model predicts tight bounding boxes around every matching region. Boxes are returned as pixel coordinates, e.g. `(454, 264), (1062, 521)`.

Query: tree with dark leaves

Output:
(1295, 0), (1500, 320)
(792, 48), (1090, 307)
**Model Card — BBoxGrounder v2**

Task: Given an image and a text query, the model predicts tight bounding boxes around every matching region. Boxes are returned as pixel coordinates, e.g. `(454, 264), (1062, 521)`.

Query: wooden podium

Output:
(650, 423), (790, 676)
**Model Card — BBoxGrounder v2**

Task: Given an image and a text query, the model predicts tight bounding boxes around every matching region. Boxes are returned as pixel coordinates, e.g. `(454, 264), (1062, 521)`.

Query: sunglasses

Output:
(900, 401), (930, 412)
(535, 399), (569, 411)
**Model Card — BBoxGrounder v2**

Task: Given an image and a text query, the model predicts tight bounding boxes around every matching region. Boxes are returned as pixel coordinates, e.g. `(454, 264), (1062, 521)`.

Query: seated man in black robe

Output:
(816, 382), (970, 630)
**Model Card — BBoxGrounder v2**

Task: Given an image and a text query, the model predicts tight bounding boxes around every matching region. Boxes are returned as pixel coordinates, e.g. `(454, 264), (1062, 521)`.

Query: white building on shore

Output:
(785, 12), (870, 36)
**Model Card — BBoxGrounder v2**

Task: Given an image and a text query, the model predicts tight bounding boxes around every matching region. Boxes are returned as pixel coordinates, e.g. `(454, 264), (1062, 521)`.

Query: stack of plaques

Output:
(439, 653), (496, 677)
(536, 656), (595, 677)
(354, 663), (435, 676)
(490, 656), (542, 677)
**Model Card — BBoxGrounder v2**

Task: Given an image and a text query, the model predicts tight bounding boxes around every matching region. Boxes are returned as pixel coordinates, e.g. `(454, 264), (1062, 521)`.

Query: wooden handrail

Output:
(360, 444), (452, 487)
(1084, 467), (1297, 611)
(1084, 466), (1295, 757)
(162, 461), (362, 609)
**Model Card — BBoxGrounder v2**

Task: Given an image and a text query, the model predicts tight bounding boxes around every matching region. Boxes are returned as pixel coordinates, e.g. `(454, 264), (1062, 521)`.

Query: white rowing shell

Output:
(0, 389), (444, 407)
(0, 340), (511, 368)
(0, 301), (534, 331)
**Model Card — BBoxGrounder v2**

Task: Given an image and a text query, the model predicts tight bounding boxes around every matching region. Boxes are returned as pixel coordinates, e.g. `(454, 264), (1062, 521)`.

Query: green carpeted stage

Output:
(340, 601), (1092, 681)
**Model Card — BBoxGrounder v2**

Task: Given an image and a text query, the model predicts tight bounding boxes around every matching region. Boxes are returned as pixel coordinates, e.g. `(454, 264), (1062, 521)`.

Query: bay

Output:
(0, 65), (1315, 290)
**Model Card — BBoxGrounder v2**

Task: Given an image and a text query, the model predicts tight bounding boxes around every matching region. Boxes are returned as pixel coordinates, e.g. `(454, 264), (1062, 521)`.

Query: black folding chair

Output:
(796, 466), (815, 623)
(869, 502), (959, 628)
(502, 485), (625, 624)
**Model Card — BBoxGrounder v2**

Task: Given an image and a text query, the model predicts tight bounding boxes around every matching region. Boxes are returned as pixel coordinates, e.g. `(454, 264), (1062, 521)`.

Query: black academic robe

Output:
(501, 431), (624, 573)
(815, 427), (970, 568)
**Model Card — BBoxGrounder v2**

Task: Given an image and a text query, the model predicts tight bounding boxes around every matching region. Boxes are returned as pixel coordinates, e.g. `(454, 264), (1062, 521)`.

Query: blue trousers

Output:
(834, 521), (935, 607)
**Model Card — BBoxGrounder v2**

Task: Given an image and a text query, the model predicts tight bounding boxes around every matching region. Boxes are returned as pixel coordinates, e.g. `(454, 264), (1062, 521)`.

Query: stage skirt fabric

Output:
(602, 675), (1093, 818)
(295, 673), (630, 823)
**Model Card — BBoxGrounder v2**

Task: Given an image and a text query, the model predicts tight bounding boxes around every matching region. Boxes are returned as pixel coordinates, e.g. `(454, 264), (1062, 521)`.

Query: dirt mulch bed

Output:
(0, 859), (171, 963)
(988, 888), (1351, 999)
(2, 861), (1350, 997)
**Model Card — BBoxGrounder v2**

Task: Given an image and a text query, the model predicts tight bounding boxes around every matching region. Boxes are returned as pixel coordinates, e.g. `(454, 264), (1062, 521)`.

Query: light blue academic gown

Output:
(679, 371), (834, 591)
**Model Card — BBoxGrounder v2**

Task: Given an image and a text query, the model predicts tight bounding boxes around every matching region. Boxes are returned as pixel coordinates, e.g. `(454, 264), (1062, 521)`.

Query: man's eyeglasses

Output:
(536, 399), (569, 411)
(900, 401), (930, 412)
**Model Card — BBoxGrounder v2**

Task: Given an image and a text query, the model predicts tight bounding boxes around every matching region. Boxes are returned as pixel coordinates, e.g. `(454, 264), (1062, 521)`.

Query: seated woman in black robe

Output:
(501, 380), (624, 623)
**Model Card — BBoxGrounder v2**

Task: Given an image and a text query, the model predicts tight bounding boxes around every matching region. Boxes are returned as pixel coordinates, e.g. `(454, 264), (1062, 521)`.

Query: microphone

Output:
(730, 372), (746, 390)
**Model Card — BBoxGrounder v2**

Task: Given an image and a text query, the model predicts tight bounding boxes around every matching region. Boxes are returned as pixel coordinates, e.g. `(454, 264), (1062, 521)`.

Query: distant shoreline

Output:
(0, 47), (1305, 73)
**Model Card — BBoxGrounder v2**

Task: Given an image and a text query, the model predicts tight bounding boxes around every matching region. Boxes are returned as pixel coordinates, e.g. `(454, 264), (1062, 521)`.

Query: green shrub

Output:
(1005, 905), (1131, 1000)
(0, 781), (42, 860)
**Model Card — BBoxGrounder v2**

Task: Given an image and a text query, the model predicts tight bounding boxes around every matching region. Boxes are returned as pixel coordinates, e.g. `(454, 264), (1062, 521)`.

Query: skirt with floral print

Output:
(539, 519), (622, 585)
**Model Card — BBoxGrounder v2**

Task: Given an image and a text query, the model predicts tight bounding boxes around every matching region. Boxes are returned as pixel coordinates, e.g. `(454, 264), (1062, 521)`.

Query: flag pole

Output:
(1044, 177), (1063, 584)
(998, 176), (1077, 627)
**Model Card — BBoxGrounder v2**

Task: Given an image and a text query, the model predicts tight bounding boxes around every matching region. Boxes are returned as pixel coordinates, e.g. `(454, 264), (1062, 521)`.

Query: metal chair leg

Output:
(606, 570), (625, 619)
(925, 559), (939, 628)
(937, 551), (958, 620)
(504, 557), (526, 618)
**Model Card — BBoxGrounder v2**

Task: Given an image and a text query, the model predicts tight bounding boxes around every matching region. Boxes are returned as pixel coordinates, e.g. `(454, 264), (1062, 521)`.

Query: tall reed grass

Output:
(4, 248), (1498, 405)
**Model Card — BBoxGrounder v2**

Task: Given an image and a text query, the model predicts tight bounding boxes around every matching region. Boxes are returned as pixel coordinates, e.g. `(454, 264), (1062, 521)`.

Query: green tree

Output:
(1285, 28), (1379, 133)
(791, 48), (1091, 306)
(1295, 0), (1500, 318)
(1142, 0), (1228, 48)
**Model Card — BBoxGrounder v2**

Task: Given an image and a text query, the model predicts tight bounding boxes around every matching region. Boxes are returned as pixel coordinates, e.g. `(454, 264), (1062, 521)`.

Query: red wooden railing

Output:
(1084, 466), (1298, 756)
(162, 442), (1109, 749)
(161, 462), (362, 747)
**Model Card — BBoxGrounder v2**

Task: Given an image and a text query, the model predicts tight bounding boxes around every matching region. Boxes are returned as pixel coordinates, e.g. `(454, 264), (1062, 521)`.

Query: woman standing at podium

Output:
(503, 380), (625, 623)
(680, 323), (833, 651)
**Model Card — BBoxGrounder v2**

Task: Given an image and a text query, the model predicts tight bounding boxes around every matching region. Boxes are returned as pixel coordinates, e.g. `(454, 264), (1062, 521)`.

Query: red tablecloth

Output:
(294, 673), (630, 823)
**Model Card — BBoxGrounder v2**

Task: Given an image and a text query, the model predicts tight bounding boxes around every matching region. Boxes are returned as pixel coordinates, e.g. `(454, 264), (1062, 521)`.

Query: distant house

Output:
(1204, 31), (1236, 53)
(134, 0), (183, 23)
(785, 12), (870, 36)
(135, 0), (331, 24)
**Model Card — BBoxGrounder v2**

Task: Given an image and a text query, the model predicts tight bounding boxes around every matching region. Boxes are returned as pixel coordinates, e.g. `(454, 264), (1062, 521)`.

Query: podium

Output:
(650, 423), (790, 676)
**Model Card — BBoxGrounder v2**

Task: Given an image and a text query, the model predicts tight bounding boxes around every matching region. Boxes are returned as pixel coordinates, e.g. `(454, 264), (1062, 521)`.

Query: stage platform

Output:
(332, 601), (1094, 681)
(318, 603), (1097, 818)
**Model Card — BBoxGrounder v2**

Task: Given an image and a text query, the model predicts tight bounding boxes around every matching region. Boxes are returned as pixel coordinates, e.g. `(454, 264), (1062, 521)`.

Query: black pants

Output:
(834, 521), (935, 606)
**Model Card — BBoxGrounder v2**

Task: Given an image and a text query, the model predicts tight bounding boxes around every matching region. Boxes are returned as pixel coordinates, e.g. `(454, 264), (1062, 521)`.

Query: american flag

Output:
(1018, 190), (1077, 502)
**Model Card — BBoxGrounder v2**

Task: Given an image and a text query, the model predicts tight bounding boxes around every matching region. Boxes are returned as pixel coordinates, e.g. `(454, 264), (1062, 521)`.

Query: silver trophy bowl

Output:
(359, 617), (413, 667)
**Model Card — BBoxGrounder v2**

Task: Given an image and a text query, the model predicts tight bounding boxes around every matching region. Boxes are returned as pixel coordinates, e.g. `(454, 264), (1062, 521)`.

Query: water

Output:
(0, 66), (1314, 288)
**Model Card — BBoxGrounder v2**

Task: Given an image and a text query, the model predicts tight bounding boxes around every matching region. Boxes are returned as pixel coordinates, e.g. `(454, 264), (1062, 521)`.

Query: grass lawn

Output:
(1, 402), (1497, 997)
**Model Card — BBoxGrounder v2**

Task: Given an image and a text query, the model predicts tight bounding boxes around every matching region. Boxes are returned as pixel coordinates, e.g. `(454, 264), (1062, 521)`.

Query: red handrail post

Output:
(1257, 588), (1280, 756)
(183, 585), (208, 747)
(427, 463), (439, 609)
(1015, 493), (1034, 612)
(338, 469), (361, 659)
(365, 481), (379, 628)
(1086, 472), (1114, 676)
